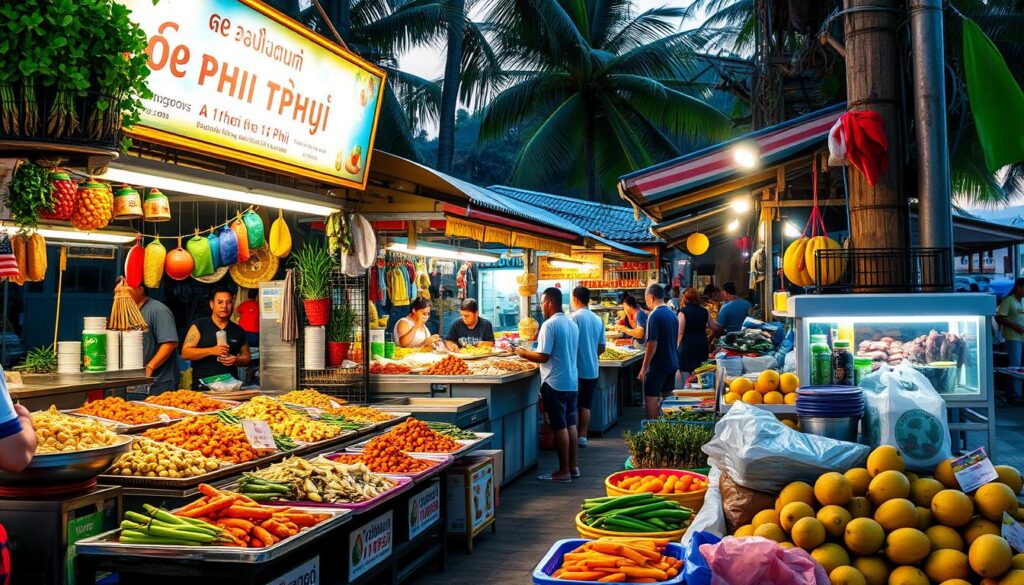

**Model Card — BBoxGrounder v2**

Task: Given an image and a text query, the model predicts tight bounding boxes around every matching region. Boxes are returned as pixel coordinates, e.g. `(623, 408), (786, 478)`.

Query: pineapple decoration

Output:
(71, 178), (113, 231)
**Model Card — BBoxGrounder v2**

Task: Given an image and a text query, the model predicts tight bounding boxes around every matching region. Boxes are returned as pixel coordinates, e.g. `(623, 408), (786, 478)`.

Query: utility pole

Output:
(843, 0), (907, 256)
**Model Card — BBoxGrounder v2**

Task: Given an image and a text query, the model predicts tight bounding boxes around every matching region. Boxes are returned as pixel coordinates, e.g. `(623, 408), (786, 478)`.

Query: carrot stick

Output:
(278, 513), (320, 527)
(215, 518), (255, 531)
(589, 542), (624, 557)
(250, 538), (263, 548)
(251, 526), (277, 546)
(598, 574), (626, 583)
(198, 484), (223, 499)
(177, 496), (234, 518)
(618, 547), (649, 566)
(617, 566), (667, 580)
(583, 559), (619, 569)
(557, 572), (604, 580)
(222, 506), (274, 520)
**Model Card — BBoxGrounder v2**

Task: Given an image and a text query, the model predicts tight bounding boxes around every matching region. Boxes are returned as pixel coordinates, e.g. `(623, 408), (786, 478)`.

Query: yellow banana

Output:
(269, 209), (292, 258)
(783, 237), (810, 287)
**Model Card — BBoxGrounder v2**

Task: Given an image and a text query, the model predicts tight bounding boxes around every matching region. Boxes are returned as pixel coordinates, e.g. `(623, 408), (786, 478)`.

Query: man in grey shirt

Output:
(131, 284), (180, 395)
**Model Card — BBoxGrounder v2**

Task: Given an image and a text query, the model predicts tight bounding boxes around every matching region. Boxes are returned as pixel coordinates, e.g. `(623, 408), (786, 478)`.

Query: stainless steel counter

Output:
(10, 369), (153, 410)
(598, 354), (644, 368)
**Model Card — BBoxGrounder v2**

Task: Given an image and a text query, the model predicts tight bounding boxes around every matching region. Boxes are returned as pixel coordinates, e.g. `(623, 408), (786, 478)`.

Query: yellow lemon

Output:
(751, 508), (780, 529)
(887, 566), (928, 585)
(964, 517), (1002, 546)
(969, 534), (1013, 578)
(741, 390), (762, 404)
(729, 377), (753, 395)
(844, 517), (885, 555)
(916, 506), (933, 530)
(733, 524), (754, 537)
(976, 482), (1019, 522)
(931, 489), (974, 528)
(853, 556), (890, 585)
(1000, 570), (1024, 585)
(926, 525), (965, 552)
(995, 465), (1023, 495)
(885, 527), (931, 565)
(784, 392), (798, 404)
(924, 549), (970, 583)
(817, 505), (853, 539)
(780, 501), (815, 532)
(868, 470), (910, 505)
(1012, 553), (1024, 570)
(909, 477), (945, 507)
(934, 459), (960, 489)
(763, 391), (784, 404)
(753, 522), (787, 543)
(791, 516), (826, 550)
(845, 468), (872, 497)
(874, 498), (919, 532)
(756, 370), (780, 394)
(847, 496), (874, 519)
(830, 566), (866, 585)
(776, 481), (816, 513)
(779, 372), (800, 394)
(815, 472), (854, 506)
(723, 392), (741, 404)
(866, 445), (905, 477)
(811, 543), (850, 574)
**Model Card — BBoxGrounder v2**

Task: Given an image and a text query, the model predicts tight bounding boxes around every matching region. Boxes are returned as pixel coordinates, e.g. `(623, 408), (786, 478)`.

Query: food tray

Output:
(326, 453), (454, 482)
(446, 350), (510, 360)
(290, 429), (359, 456)
(142, 399), (242, 416)
(0, 435), (134, 486)
(285, 406), (409, 433)
(65, 404), (183, 434)
(75, 506), (351, 563)
(97, 450), (290, 489)
(345, 432), (490, 458)
(232, 475), (415, 513)
(532, 539), (685, 585)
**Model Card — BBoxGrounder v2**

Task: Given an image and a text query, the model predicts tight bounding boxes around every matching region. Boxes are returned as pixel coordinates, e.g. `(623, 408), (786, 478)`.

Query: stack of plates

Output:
(83, 316), (107, 330)
(121, 330), (144, 370)
(795, 385), (865, 418)
(106, 330), (121, 372)
(304, 326), (326, 370)
(57, 341), (81, 374)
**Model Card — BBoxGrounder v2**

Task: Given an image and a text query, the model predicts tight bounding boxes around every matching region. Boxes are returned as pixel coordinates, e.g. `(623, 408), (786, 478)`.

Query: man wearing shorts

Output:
(516, 287), (580, 483)
(639, 284), (679, 419)
(569, 286), (605, 448)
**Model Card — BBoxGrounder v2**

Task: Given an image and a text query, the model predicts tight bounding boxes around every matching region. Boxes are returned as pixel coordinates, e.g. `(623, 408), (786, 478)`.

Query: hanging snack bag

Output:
(207, 231), (221, 269)
(242, 209), (265, 249)
(186, 233), (214, 278)
(144, 236), (167, 288)
(218, 226), (239, 266)
(231, 216), (250, 263)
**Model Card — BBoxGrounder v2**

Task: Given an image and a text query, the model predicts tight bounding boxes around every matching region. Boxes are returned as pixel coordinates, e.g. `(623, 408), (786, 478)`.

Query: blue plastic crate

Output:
(532, 539), (686, 585)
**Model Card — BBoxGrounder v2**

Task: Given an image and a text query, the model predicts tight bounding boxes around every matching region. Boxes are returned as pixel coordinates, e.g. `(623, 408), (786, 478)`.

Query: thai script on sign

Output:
(209, 13), (304, 72)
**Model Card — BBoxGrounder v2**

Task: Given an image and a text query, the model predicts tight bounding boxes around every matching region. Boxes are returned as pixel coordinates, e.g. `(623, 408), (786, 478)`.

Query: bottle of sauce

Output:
(810, 334), (832, 386)
(832, 340), (854, 385)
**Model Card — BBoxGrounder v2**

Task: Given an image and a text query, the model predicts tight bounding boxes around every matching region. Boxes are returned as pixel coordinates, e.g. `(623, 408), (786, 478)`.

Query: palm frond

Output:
(383, 67), (442, 129)
(604, 6), (690, 54)
(478, 73), (574, 142)
(457, 20), (507, 108)
(607, 74), (732, 141)
(508, 95), (587, 188)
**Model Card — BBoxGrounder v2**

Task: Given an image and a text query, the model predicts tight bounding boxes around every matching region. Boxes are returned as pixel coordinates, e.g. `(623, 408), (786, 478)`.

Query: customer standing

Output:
(996, 277), (1024, 404)
(0, 365), (37, 585)
(638, 284), (679, 419)
(235, 289), (261, 348)
(569, 286), (605, 448)
(130, 284), (180, 395)
(716, 282), (752, 333)
(516, 287), (580, 482)
(676, 288), (719, 387)
(181, 287), (251, 390)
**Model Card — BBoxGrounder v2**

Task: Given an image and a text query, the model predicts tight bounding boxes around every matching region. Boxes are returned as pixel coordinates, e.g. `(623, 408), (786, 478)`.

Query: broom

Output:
(108, 277), (148, 331)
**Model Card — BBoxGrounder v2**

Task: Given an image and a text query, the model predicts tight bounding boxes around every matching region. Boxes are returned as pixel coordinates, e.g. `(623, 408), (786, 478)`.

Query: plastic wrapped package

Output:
(682, 531), (721, 585)
(719, 472), (777, 532)
(859, 364), (952, 472)
(703, 402), (869, 493)
(682, 466), (728, 544)
(699, 537), (828, 585)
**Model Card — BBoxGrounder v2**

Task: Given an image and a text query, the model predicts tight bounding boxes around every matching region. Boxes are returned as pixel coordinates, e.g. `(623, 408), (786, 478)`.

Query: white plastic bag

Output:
(703, 402), (870, 493)
(860, 364), (952, 473)
(682, 466), (728, 545)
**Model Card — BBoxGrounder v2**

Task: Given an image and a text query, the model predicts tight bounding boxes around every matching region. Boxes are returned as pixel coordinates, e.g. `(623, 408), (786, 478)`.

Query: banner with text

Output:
(537, 252), (604, 281)
(121, 0), (385, 189)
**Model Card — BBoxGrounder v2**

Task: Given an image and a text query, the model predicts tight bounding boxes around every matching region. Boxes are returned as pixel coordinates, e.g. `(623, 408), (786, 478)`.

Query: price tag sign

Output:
(305, 408), (322, 420)
(242, 419), (277, 450)
(329, 400), (342, 408)
(952, 447), (999, 493)
(1003, 513), (1024, 553)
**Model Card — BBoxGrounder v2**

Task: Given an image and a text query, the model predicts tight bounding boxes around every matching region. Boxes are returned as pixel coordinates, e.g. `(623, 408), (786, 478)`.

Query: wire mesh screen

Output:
(297, 268), (370, 402)
(812, 248), (953, 294)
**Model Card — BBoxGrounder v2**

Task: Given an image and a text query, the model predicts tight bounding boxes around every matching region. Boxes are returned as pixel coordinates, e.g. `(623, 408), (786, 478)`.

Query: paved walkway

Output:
(417, 407), (645, 585)
(418, 404), (1024, 585)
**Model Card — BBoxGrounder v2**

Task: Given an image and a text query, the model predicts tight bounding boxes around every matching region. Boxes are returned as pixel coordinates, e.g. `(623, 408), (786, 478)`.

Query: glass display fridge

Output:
(789, 293), (996, 454)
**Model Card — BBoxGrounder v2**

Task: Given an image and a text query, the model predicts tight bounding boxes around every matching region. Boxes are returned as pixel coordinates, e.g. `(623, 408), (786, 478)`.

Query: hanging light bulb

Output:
(686, 232), (710, 255)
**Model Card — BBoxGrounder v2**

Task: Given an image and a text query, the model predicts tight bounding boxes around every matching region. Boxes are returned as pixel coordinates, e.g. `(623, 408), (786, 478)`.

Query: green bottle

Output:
(810, 334), (832, 386)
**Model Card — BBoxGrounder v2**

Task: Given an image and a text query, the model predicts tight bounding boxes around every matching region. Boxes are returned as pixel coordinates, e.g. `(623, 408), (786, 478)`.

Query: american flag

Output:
(0, 234), (19, 279)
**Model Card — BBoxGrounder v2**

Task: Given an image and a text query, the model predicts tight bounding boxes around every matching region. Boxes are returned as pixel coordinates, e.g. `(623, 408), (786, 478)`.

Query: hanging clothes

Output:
(828, 111), (888, 186)
(377, 260), (386, 306)
(963, 18), (1024, 172)
(387, 263), (410, 306)
(406, 260), (418, 300)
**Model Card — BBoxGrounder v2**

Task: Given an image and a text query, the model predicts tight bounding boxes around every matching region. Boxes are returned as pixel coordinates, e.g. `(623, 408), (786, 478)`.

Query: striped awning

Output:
(618, 104), (845, 219)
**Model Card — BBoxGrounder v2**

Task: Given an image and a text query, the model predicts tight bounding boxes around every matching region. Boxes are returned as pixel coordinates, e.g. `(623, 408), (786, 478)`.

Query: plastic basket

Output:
(605, 469), (708, 512)
(574, 511), (688, 541)
(533, 539), (685, 585)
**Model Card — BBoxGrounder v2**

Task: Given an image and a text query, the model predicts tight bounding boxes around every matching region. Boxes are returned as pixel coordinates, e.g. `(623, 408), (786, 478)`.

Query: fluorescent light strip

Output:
(388, 239), (499, 264)
(101, 168), (340, 216)
(548, 259), (594, 270)
(1, 225), (136, 244)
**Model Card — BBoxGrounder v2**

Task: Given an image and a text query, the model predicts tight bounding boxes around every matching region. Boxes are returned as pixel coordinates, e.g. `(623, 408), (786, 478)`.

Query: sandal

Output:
(571, 468), (581, 479)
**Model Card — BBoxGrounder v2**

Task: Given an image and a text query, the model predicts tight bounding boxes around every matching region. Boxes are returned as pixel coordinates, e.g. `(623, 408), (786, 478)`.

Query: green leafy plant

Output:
(5, 161), (52, 231)
(14, 345), (57, 374)
(290, 243), (335, 301)
(0, 0), (152, 141)
(623, 421), (713, 470)
(327, 305), (357, 343)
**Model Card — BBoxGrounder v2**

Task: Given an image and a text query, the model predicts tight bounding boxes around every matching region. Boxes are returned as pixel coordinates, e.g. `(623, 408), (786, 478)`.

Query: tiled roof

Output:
(488, 186), (657, 243)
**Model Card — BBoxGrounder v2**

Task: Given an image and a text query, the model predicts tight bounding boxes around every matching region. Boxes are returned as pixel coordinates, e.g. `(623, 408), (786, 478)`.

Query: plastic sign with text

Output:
(242, 419), (277, 450)
(349, 510), (393, 580)
(951, 446), (999, 493)
(120, 0), (385, 189)
(408, 482), (441, 540)
(537, 252), (604, 281)
(266, 555), (318, 585)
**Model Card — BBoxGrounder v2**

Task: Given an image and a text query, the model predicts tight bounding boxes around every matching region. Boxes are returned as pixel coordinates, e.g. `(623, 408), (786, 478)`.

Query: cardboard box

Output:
(446, 457), (495, 536)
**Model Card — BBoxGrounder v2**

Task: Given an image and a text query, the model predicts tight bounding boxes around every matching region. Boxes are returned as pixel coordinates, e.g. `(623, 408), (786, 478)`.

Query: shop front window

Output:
(479, 269), (521, 331)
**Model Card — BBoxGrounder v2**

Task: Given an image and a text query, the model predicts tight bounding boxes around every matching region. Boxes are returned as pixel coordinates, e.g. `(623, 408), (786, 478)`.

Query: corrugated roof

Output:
(489, 186), (657, 243)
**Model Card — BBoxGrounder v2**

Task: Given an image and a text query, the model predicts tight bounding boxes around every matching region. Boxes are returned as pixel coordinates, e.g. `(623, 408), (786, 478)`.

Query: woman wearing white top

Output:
(394, 297), (441, 348)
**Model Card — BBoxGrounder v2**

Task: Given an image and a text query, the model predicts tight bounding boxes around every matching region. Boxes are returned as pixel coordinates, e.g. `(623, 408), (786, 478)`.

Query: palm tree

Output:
(477, 0), (732, 201)
(694, 0), (1024, 207)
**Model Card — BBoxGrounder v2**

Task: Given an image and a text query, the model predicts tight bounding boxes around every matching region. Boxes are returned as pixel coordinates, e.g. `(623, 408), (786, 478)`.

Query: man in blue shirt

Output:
(569, 286), (605, 448)
(516, 287), (580, 483)
(639, 284), (679, 419)
(0, 366), (37, 471)
(716, 282), (752, 333)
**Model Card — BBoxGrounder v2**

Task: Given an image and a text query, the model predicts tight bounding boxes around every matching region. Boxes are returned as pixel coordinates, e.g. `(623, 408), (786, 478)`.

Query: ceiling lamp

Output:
(0, 223), (136, 244)
(686, 232), (709, 255)
(726, 218), (740, 233)
(784, 222), (802, 238)
(730, 196), (752, 213)
(733, 143), (761, 170)
(547, 258), (594, 271)
(387, 237), (499, 264)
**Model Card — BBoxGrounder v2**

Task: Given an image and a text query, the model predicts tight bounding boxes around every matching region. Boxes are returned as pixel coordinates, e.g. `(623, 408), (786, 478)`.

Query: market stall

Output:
(6, 369), (152, 410)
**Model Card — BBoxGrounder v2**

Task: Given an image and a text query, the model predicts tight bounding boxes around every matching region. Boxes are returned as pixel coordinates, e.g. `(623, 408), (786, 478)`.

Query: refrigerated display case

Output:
(789, 293), (996, 453)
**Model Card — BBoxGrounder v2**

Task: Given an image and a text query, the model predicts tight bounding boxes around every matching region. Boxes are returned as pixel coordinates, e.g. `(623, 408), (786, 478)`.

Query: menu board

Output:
(537, 252), (604, 281)
(121, 0), (385, 189)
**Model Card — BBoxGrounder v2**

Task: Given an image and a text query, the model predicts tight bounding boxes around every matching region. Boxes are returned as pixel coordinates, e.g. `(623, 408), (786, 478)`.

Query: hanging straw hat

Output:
(229, 247), (279, 288)
(194, 265), (229, 283)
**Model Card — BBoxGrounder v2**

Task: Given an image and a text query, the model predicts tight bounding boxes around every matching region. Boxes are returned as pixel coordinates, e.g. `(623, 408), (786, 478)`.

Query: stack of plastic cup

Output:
(83, 316), (107, 330)
(304, 326), (326, 370)
(57, 341), (82, 374)
(106, 330), (121, 371)
(121, 330), (145, 370)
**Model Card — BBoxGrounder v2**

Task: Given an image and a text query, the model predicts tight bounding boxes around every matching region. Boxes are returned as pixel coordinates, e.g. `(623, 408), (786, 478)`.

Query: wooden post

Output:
(843, 0), (907, 271)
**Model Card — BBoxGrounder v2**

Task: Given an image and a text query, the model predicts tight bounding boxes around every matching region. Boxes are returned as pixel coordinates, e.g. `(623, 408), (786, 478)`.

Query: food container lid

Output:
(114, 184), (139, 198)
(834, 340), (850, 348)
(80, 178), (109, 190)
(145, 188), (167, 201)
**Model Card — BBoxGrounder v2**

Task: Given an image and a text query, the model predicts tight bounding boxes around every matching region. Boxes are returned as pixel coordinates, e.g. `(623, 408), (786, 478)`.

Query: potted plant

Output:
(291, 243), (334, 326)
(326, 305), (356, 366)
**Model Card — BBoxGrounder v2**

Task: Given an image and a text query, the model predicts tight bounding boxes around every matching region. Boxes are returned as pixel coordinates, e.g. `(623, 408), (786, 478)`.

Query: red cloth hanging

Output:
(829, 111), (889, 186)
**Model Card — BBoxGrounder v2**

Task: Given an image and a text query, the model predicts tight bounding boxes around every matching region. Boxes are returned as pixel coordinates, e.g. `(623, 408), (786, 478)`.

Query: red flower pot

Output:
(304, 298), (331, 326)
(327, 341), (350, 367)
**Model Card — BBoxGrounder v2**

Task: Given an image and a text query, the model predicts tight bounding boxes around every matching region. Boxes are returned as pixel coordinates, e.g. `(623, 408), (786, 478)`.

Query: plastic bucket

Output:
(801, 415), (860, 442)
(605, 469), (708, 512)
(533, 539), (685, 585)
(303, 298), (331, 326)
(81, 330), (108, 372)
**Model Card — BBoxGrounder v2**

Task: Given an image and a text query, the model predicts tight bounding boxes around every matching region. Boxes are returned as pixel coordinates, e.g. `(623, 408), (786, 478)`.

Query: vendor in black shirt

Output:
(444, 299), (495, 350)
(181, 286), (252, 390)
